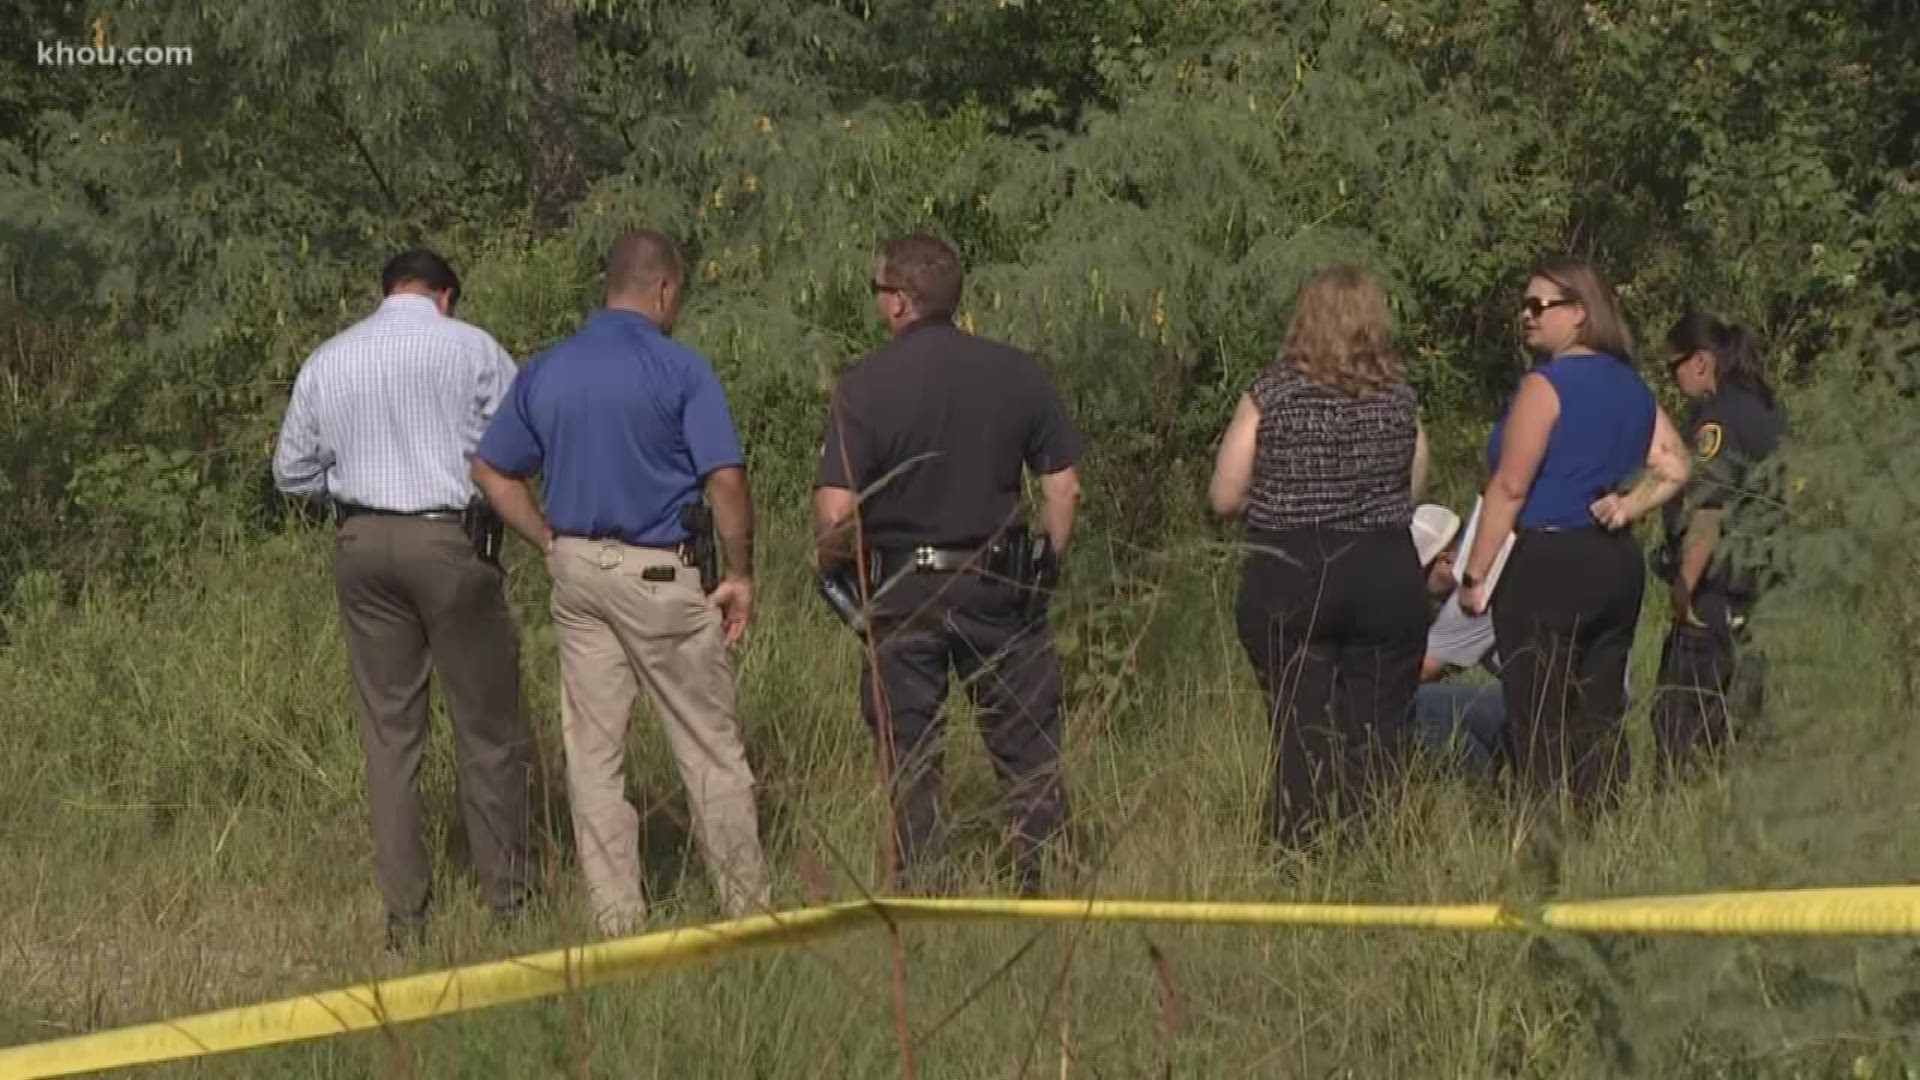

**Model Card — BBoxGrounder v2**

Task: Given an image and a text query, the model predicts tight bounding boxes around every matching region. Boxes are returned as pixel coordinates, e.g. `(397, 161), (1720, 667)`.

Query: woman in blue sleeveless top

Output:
(1457, 256), (1690, 818)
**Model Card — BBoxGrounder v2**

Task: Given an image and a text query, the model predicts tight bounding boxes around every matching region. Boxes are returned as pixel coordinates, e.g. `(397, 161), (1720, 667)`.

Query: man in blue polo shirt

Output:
(471, 229), (770, 934)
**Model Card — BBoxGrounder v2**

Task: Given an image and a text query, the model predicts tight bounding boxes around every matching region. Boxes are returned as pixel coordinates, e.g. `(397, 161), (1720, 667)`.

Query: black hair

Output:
(1666, 311), (1775, 409)
(380, 249), (461, 309)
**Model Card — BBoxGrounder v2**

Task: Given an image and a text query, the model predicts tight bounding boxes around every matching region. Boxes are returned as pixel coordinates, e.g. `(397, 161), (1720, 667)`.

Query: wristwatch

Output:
(1461, 572), (1482, 589)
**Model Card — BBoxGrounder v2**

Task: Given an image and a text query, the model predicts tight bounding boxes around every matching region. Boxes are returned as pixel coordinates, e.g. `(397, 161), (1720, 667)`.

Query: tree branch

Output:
(318, 91), (401, 219)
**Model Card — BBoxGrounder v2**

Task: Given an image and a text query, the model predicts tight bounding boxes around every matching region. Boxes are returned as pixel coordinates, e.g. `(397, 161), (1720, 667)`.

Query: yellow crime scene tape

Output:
(6, 887), (1920, 1079)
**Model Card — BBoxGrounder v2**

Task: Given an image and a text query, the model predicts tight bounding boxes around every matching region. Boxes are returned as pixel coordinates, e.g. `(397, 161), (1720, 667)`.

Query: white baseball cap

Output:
(1411, 504), (1461, 569)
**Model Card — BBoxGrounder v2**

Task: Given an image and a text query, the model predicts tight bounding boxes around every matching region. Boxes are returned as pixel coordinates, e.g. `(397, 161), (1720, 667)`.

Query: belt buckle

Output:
(596, 541), (624, 570)
(912, 545), (937, 572)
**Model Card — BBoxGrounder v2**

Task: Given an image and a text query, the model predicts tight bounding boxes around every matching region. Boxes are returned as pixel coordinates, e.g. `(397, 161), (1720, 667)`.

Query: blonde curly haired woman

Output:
(1210, 265), (1430, 849)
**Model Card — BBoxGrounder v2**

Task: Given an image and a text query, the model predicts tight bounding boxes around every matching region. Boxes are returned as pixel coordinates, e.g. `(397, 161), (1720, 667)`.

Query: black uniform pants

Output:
(1490, 527), (1643, 819)
(1651, 586), (1763, 779)
(857, 572), (1067, 894)
(1233, 527), (1427, 849)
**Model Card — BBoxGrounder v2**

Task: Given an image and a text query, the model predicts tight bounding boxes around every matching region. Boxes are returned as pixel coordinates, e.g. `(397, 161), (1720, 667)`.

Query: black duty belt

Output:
(335, 502), (463, 523)
(873, 543), (999, 576)
(820, 531), (1058, 633)
(1517, 523), (1600, 535)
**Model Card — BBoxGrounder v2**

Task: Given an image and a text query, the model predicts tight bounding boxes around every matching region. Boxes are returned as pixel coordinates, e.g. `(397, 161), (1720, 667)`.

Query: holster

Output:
(1002, 528), (1061, 624)
(1652, 539), (1679, 583)
(815, 546), (884, 635)
(816, 570), (871, 635)
(463, 497), (505, 567)
(678, 501), (720, 594)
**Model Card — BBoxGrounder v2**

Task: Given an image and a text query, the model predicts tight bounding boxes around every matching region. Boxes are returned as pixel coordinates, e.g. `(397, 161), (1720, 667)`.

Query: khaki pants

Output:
(333, 513), (535, 927)
(548, 538), (770, 932)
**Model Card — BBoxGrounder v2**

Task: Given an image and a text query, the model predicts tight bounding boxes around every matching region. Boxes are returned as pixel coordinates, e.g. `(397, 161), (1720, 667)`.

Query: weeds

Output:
(2, 518), (1918, 1077)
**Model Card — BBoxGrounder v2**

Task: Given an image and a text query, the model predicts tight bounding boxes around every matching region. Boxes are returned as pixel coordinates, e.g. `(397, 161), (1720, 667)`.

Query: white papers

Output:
(1454, 496), (1516, 596)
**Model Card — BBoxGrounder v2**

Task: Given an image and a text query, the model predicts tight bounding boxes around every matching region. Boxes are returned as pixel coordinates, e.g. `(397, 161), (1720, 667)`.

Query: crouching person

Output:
(1409, 504), (1507, 778)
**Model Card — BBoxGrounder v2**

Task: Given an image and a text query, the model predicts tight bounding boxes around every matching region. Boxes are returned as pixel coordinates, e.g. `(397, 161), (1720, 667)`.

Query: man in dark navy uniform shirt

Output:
(813, 234), (1083, 895)
(1652, 313), (1786, 777)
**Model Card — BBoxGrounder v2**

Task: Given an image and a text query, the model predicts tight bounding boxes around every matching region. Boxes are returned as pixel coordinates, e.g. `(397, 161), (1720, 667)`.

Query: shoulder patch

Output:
(1696, 421), (1723, 461)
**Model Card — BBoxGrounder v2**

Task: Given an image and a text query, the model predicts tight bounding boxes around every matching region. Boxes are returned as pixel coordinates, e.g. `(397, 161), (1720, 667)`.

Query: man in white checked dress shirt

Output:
(273, 250), (535, 953)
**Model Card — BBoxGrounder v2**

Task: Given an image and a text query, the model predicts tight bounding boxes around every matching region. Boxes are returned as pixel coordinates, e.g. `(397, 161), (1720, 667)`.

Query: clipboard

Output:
(1454, 497), (1516, 596)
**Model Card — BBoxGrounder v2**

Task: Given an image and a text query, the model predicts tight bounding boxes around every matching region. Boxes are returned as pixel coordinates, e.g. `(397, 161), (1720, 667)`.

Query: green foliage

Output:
(65, 445), (218, 573)
(5, 0), (1916, 591)
(4, 3), (1920, 1071)
(1744, 294), (1920, 702)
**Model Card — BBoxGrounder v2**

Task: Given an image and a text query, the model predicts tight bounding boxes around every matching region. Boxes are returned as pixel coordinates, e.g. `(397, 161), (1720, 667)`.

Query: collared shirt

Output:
(474, 308), (744, 545)
(273, 294), (519, 512)
(1661, 382), (1784, 545)
(1659, 381), (1785, 595)
(814, 317), (1081, 552)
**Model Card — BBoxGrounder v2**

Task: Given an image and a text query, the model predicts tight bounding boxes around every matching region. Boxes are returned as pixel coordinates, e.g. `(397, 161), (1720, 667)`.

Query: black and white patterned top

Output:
(1244, 360), (1417, 532)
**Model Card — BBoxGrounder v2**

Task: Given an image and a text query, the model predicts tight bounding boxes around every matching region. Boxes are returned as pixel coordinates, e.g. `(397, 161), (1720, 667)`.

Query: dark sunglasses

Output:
(1520, 296), (1578, 318)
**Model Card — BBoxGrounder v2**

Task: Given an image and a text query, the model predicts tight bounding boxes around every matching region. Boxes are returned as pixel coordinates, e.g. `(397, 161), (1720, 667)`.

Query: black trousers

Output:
(857, 572), (1067, 894)
(1233, 527), (1427, 848)
(1490, 527), (1643, 818)
(1651, 586), (1764, 779)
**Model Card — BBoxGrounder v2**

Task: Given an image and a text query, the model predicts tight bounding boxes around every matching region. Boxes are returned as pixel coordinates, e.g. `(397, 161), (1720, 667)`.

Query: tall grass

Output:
(3, 516), (1918, 1078)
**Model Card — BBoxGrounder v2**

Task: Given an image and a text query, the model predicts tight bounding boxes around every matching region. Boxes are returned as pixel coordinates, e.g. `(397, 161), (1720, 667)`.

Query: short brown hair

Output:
(1278, 265), (1404, 397)
(874, 234), (963, 321)
(1529, 255), (1635, 362)
(606, 229), (685, 295)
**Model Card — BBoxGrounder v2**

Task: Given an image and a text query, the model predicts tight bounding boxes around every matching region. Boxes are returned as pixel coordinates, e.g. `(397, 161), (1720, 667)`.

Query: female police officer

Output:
(1650, 312), (1784, 777)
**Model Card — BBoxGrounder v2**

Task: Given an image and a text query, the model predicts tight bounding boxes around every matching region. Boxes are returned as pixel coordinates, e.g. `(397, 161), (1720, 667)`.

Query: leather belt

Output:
(335, 502), (463, 523)
(553, 531), (685, 551)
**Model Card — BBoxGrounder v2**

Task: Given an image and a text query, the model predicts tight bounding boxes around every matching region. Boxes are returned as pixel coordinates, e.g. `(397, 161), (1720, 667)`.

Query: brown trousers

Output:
(333, 513), (535, 925)
(547, 538), (770, 932)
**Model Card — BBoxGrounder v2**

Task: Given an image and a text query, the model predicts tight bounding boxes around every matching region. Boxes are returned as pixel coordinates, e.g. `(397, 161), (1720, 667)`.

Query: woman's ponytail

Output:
(1667, 312), (1776, 410)
(1711, 321), (1775, 410)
